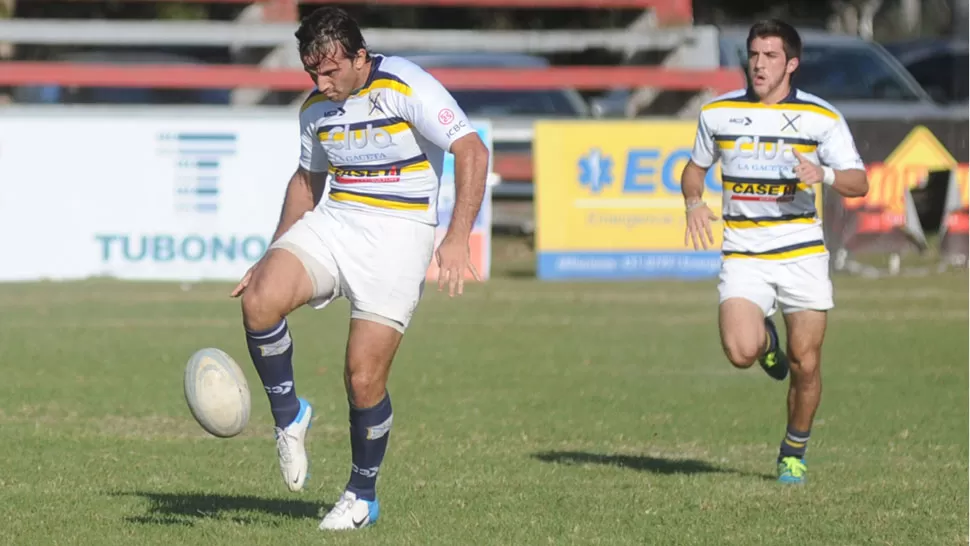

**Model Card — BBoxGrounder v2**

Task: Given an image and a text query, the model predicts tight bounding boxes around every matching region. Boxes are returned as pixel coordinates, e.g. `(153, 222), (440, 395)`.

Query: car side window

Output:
(794, 46), (921, 101)
(905, 53), (969, 103)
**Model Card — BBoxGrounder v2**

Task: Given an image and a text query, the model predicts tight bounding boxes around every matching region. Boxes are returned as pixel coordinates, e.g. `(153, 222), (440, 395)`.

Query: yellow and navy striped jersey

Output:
(690, 87), (864, 261)
(298, 54), (476, 225)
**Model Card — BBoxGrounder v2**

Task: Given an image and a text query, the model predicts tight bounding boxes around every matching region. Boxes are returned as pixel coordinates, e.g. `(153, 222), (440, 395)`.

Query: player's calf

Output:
(776, 310), (826, 483)
(777, 342), (821, 466)
(787, 336), (822, 381)
(241, 249), (315, 427)
(240, 248), (318, 491)
(343, 319), (401, 500)
(321, 317), (402, 530)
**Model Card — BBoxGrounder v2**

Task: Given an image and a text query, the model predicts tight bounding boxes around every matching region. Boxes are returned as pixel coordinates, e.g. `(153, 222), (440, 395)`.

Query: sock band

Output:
(779, 426), (811, 460)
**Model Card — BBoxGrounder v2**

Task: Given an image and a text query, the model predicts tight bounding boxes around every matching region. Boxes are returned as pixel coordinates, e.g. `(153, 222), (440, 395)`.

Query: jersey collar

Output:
(350, 54), (384, 97)
(743, 85), (799, 104)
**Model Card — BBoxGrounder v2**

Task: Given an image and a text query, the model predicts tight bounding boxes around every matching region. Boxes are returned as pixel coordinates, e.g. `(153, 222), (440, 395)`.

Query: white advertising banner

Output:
(0, 108), (293, 282)
(0, 107), (493, 283)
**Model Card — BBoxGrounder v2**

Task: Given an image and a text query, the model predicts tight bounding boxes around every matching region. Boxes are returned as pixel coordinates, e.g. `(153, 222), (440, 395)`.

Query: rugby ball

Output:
(183, 348), (252, 438)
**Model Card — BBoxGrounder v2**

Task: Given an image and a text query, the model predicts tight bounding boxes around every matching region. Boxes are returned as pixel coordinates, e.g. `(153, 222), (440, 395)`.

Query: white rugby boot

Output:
(318, 490), (380, 531)
(274, 397), (313, 492)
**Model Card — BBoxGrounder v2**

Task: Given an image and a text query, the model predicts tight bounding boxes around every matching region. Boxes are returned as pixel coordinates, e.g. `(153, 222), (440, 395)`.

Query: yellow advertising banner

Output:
(534, 120), (728, 279)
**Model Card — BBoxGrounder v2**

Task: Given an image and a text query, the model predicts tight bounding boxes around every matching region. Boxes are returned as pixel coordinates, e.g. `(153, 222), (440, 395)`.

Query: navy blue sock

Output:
(245, 319), (300, 428)
(778, 426), (811, 461)
(345, 392), (393, 501)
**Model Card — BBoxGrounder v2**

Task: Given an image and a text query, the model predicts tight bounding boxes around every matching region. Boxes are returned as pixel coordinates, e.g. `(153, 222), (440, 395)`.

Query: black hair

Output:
(746, 19), (803, 60)
(295, 6), (369, 65)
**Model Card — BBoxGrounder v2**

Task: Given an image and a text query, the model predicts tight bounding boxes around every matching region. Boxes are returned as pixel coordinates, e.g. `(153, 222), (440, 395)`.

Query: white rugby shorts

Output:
(269, 205), (436, 332)
(717, 253), (834, 316)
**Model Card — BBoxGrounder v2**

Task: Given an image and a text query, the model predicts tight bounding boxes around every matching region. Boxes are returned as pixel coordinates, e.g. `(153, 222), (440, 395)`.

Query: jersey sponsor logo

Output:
(336, 152), (389, 163)
(329, 154), (429, 184)
(781, 113), (800, 132)
(368, 92), (386, 116)
(331, 166), (402, 183)
(322, 123), (394, 150)
(264, 380), (293, 395)
(446, 119), (467, 138)
(351, 464), (380, 478)
(724, 180), (799, 202)
(729, 136), (801, 162)
(437, 108), (455, 125)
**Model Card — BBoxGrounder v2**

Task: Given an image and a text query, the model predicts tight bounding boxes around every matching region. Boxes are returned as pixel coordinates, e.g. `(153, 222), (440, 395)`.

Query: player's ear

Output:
(353, 49), (367, 70)
(786, 56), (799, 76)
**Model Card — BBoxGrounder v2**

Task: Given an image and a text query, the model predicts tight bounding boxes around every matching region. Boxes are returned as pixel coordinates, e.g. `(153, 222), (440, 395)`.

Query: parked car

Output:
(882, 38), (968, 108)
(716, 26), (953, 120)
(592, 27), (954, 121)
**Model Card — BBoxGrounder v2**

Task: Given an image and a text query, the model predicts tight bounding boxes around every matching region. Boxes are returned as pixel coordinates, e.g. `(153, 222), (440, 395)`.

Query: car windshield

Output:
(448, 89), (581, 117)
(792, 45), (922, 101)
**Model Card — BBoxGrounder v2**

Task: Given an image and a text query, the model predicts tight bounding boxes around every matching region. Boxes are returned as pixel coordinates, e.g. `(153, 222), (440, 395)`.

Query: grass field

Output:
(1, 237), (967, 545)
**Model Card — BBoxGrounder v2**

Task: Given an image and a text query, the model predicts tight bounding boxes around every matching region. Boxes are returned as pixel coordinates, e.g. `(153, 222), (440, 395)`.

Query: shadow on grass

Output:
(532, 451), (775, 480)
(111, 491), (328, 526)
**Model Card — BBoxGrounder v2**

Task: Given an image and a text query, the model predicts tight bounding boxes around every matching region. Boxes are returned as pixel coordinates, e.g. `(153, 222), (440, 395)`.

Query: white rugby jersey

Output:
(298, 54), (476, 225)
(690, 87), (864, 261)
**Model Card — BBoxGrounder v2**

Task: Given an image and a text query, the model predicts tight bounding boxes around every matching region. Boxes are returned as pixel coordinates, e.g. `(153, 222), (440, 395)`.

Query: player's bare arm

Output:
(436, 132), (489, 296)
(827, 168), (868, 197)
(271, 167), (328, 242)
(681, 159), (719, 250)
(230, 167), (327, 298)
(792, 149), (869, 198)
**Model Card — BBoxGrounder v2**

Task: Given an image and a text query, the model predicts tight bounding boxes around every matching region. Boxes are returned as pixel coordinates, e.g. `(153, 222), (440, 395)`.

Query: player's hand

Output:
(230, 262), (259, 298)
(435, 234), (481, 297)
(684, 201), (719, 250)
(792, 149), (824, 185)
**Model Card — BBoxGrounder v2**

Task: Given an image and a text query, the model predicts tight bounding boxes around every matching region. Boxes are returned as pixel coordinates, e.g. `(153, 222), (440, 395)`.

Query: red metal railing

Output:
(23, 0), (693, 24)
(0, 62), (744, 93)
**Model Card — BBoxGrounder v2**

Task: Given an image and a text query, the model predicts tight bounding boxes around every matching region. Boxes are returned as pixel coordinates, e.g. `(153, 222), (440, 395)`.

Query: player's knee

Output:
(241, 250), (313, 331)
(346, 367), (385, 408)
(241, 281), (284, 331)
(718, 299), (767, 369)
(789, 343), (821, 377)
(723, 337), (761, 368)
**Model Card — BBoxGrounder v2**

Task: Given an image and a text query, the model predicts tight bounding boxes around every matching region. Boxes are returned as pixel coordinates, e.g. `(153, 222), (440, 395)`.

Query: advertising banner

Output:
(831, 126), (956, 255)
(825, 120), (970, 263)
(426, 120), (493, 281)
(0, 108), (492, 283)
(0, 110), (292, 282)
(534, 120), (727, 280)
